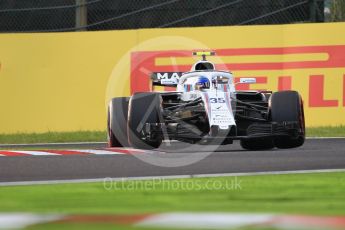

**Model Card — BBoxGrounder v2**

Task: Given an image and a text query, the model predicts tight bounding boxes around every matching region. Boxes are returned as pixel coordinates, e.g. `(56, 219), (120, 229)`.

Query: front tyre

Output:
(270, 91), (305, 149)
(127, 92), (163, 149)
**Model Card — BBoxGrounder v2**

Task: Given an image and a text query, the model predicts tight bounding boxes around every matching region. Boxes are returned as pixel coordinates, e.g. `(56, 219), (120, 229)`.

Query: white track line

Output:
(1, 168), (345, 186)
(0, 149), (148, 156)
(0, 213), (63, 229)
(10, 151), (60, 156)
(136, 213), (274, 229)
(69, 149), (124, 155)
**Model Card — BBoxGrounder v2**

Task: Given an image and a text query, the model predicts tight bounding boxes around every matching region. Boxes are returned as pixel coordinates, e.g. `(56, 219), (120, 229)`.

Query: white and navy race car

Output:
(108, 51), (305, 150)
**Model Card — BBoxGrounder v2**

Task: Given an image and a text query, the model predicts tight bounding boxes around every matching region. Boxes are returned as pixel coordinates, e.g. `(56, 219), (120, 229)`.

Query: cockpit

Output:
(177, 71), (234, 93)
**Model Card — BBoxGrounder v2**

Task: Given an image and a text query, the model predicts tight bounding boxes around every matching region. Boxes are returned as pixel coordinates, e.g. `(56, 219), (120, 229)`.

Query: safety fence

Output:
(0, 0), (342, 32)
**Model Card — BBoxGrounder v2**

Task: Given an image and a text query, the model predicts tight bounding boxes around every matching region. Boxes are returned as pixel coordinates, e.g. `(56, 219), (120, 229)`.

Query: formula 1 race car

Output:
(108, 51), (305, 150)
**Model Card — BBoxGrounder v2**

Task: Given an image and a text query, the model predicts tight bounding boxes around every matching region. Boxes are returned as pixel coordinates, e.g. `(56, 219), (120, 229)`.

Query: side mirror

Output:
(239, 78), (256, 84)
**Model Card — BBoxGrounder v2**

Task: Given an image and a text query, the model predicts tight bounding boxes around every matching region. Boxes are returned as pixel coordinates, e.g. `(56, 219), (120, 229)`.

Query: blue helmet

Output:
(195, 76), (210, 90)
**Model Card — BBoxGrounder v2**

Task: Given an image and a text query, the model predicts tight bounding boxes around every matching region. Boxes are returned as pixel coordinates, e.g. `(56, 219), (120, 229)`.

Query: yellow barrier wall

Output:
(0, 23), (344, 133)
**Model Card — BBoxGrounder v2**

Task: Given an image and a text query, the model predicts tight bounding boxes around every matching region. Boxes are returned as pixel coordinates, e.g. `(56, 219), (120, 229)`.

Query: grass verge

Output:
(0, 172), (345, 230)
(307, 126), (345, 137)
(2, 172), (344, 215)
(0, 131), (107, 144)
(0, 126), (344, 144)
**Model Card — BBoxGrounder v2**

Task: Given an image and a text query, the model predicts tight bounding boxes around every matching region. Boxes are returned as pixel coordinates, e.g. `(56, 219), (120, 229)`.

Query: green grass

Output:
(26, 223), (149, 230)
(0, 126), (343, 145)
(2, 172), (344, 215)
(1, 172), (345, 229)
(307, 126), (345, 137)
(0, 131), (107, 144)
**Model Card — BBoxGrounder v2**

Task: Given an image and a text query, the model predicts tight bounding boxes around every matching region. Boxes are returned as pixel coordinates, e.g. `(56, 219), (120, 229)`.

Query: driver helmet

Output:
(195, 76), (210, 90)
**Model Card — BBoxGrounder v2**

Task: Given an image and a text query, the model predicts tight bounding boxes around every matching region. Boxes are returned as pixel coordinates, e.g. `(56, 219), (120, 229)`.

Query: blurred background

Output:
(0, 0), (343, 33)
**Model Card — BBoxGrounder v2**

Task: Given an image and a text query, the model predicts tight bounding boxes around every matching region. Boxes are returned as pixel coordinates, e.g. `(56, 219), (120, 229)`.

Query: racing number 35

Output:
(209, 98), (226, 103)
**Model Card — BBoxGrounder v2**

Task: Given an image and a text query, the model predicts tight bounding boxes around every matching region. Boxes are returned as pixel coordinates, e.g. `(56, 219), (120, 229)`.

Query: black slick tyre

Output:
(107, 97), (130, 147)
(270, 91), (305, 149)
(128, 92), (163, 149)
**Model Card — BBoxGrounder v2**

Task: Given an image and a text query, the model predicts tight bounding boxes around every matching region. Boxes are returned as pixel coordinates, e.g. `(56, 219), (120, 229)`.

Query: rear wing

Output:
(151, 72), (183, 87)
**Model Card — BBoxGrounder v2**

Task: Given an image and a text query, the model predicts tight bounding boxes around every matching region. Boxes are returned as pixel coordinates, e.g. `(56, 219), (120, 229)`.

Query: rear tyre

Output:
(128, 92), (163, 149)
(270, 91), (305, 149)
(107, 97), (130, 147)
(240, 138), (274, 151)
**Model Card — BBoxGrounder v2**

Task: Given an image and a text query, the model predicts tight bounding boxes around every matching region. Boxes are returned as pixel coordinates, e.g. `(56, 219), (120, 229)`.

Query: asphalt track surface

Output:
(0, 139), (344, 182)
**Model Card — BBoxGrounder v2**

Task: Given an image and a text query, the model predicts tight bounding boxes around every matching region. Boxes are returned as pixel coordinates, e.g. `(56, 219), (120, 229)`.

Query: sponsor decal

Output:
(152, 72), (183, 80)
(130, 46), (345, 108)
